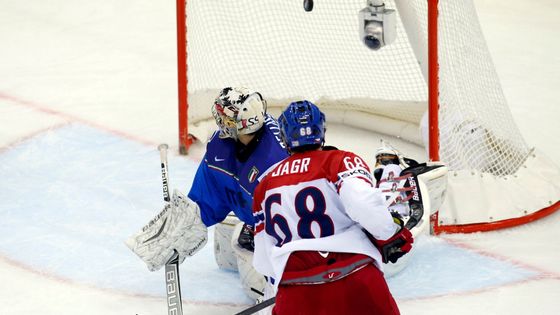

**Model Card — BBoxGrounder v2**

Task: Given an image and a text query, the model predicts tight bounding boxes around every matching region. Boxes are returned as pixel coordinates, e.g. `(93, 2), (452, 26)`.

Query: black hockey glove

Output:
(237, 223), (255, 252)
(366, 212), (414, 264)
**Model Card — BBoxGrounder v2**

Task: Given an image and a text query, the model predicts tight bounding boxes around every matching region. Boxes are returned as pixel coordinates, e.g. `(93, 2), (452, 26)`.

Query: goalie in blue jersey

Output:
(126, 87), (289, 300)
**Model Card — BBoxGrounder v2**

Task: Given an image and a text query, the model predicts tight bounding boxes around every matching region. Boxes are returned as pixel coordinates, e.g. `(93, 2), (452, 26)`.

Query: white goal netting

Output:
(183, 0), (529, 176)
(180, 0), (559, 230)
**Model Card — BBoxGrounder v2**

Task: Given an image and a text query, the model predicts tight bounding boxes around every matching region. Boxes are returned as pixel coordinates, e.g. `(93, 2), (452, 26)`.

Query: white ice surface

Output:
(0, 1), (559, 314)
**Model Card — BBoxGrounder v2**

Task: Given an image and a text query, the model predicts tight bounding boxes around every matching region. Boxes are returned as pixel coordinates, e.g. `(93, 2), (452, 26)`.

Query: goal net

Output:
(177, 0), (560, 233)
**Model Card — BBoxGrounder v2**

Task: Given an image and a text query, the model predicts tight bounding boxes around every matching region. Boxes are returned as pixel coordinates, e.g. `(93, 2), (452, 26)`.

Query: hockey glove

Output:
(375, 228), (413, 264)
(237, 223), (255, 252)
(367, 212), (414, 264)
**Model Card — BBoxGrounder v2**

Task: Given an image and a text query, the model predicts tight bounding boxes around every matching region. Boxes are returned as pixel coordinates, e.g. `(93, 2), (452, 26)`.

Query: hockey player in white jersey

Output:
(252, 100), (415, 314)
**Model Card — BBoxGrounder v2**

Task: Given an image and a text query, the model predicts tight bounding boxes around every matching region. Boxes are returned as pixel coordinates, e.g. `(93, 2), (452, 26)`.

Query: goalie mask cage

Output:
(176, 0), (560, 234)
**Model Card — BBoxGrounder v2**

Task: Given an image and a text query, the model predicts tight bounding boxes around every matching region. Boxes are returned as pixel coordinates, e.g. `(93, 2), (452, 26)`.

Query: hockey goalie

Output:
(373, 140), (448, 276)
(125, 87), (289, 303)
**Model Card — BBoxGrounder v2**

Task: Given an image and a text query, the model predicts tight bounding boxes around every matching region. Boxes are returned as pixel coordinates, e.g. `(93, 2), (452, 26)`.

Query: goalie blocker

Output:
(402, 162), (448, 230)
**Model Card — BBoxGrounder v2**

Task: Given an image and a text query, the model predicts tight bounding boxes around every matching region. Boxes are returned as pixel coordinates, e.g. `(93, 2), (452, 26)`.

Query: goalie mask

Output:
(375, 140), (406, 168)
(212, 87), (267, 140)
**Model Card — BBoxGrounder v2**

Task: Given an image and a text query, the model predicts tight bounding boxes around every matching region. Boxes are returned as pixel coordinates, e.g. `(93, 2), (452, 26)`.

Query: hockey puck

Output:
(304, 0), (314, 12)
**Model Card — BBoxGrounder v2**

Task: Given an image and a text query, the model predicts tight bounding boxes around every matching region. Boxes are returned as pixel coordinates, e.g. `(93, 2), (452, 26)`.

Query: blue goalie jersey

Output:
(188, 115), (288, 226)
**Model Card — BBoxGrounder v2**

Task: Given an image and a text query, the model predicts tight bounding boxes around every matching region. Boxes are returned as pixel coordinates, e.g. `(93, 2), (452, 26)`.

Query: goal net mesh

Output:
(182, 0), (530, 176)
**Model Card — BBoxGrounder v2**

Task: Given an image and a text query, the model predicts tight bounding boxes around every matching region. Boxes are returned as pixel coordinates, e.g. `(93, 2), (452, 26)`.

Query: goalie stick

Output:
(235, 296), (276, 315)
(158, 143), (184, 315)
(159, 143), (171, 203)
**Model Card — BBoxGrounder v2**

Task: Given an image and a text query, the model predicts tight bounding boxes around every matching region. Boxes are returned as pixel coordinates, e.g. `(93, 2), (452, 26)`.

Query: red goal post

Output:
(176, 0), (560, 234)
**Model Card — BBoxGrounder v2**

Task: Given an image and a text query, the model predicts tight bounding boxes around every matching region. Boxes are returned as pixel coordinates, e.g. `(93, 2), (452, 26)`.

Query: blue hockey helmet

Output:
(278, 100), (326, 151)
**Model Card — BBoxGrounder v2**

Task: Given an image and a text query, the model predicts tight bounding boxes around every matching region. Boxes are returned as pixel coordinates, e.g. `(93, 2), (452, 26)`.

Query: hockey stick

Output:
(159, 143), (171, 203)
(158, 143), (184, 315)
(234, 296), (276, 315)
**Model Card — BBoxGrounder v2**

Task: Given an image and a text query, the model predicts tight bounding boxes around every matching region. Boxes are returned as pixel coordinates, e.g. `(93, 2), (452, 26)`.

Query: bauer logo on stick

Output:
(165, 253), (183, 315)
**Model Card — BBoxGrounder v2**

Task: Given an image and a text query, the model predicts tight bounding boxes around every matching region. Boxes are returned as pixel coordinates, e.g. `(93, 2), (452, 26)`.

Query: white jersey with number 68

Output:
(252, 149), (399, 289)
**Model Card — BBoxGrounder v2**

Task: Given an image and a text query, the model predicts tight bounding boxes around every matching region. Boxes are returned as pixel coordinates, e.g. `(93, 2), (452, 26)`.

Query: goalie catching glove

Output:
(125, 189), (208, 271)
(366, 212), (414, 264)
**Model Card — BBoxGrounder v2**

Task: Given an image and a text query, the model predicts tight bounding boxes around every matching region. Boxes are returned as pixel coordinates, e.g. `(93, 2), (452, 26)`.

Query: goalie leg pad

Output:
(125, 189), (208, 271)
(231, 222), (266, 301)
(214, 213), (240, 271)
